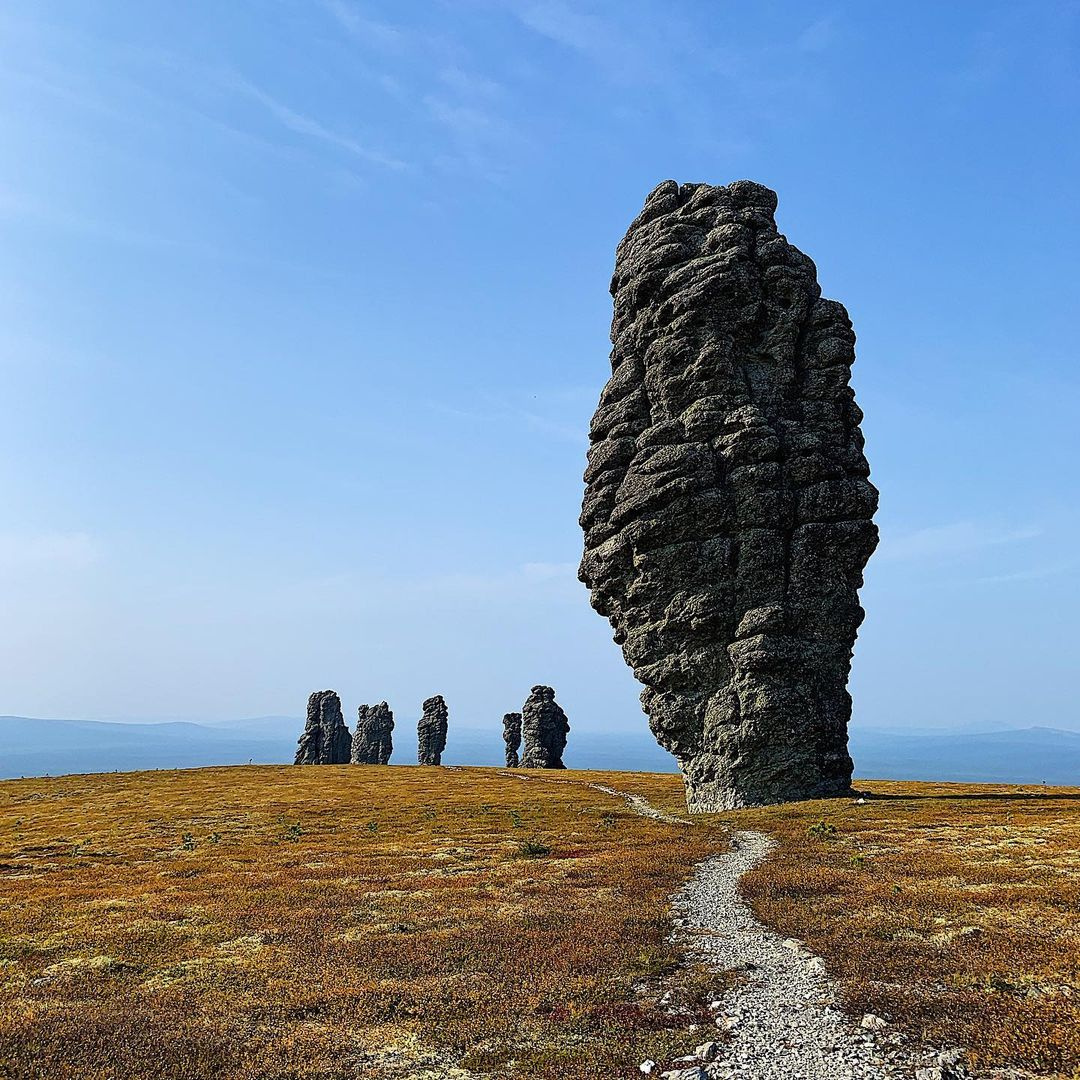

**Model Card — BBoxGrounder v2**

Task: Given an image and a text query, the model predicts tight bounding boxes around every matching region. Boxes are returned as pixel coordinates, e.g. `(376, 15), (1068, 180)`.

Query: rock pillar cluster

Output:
(502, 712), (522, 768)
(294, 690), (352, 765)
(520, 685), (569, 769)
(417, 695), (449, 766)
(352, 702), (395, 765)
(578, 179), (878, 811)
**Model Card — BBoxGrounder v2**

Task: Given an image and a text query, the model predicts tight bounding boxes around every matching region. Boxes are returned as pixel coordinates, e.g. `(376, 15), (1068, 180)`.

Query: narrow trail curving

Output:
(494, 769), (690, 825)
(674, 831), (982, 1080)
(450, 770), (1051, 1077)
(489, 770), (1000, 1079)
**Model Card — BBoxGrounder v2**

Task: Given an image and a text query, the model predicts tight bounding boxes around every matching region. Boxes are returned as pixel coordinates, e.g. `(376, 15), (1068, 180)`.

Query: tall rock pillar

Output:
(520, 686), (569, 769)
(294, 690), (352, 765)
(417, 695), (448, 766)
(579, 180), (878, 810)
(502, 712), (522, 768)
(353, 702), (394, 765)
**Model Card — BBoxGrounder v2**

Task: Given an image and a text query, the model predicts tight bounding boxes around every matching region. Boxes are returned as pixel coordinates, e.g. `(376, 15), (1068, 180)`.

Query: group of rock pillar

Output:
(294, 691), (453, 766)
(295, 687), (570, 769)
(503, 685), (569, 769)
(295, 691), (396, 765)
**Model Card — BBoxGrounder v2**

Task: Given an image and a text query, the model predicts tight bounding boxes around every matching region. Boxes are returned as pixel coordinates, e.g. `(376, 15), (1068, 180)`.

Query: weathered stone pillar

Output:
(579, 180), (878, 810)
(417, 695), (448, 766)
(294, 690), (352, 765)
(352, 702), (394, 765)
(520, 686), (569, 769)
(502, 712), (522, 768)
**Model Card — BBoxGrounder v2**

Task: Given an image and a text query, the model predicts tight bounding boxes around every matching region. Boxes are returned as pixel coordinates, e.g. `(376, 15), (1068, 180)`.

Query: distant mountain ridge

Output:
(1, 715), (1078, 786)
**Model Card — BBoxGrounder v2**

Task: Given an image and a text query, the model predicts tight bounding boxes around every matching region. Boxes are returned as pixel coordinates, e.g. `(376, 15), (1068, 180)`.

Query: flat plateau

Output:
(0, 766), (1075, 1079)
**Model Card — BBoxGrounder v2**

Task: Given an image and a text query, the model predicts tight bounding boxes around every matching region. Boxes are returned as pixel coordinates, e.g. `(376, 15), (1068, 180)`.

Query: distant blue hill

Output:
(848, 724), (1080, 786)
(0, 714), (674, 778)
(1, 715), (1078, 786)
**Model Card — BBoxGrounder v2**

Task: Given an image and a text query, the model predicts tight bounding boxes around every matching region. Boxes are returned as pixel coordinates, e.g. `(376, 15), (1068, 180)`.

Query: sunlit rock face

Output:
(520, 686), (569, 769)
(352, 702), (394, 765)
(417, 695), (448, 766)
(502, 712), (522, 768)
(579, 180), (878, 810)
(294, 690), (352, 765)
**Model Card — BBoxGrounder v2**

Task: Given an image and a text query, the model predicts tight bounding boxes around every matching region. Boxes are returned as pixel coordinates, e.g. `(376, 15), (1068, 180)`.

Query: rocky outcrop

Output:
(294, 690), (352, 765)
(578, 180), (878, 811)
(520, 686), (569, 769)
(417, 695), (448, 766)
(352, 702), (394, 765)
(502, 712), (522, 768)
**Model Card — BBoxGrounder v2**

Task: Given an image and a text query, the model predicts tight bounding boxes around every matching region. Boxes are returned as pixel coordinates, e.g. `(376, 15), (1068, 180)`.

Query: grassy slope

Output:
(735, 780), (1080, 1078)
(0, 766), (725, 1080)
(0, 767), (1077, 1078)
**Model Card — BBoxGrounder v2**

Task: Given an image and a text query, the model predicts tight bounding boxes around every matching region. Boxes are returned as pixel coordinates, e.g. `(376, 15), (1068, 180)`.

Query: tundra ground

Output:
(0, 767), (1077, 1078)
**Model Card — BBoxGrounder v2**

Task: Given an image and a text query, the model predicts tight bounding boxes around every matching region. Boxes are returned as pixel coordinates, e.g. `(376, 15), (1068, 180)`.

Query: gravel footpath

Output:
(494, 770), (690, 826)
(464, 771), (1036, 1080)
(669, 831), (970, 1080)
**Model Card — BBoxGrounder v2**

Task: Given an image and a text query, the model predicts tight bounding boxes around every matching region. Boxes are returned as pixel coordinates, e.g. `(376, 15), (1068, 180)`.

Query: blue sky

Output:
(1, 1), (1077, 739)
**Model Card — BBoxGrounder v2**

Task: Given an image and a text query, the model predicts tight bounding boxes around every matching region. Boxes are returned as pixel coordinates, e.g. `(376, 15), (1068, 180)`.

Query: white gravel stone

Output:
(695, 1041), (719, 1062)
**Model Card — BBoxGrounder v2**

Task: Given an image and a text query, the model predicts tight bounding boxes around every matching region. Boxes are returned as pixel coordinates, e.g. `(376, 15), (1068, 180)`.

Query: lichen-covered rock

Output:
(417, 695), (448, 766)
(352, 702), (394, 765)
(520, 686), (569, 769)
(294, 690), (352, 765)
(579, 180), (878, 811)
(502, 712), (522, 768)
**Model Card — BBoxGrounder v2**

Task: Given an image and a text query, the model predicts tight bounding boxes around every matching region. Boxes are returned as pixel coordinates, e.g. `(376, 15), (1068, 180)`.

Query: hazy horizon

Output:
(2, 2), (1078, 737)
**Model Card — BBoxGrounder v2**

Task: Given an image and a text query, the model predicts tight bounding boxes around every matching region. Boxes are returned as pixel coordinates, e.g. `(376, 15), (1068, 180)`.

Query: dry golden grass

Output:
(737, 780), (1080, 1078)
(0, 765), (726, 1080)
(2, 767), (1078, 1078)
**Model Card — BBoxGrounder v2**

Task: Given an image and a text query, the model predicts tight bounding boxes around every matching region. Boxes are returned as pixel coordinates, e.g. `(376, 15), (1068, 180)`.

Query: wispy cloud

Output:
(438, 66), (502, 99)
(502, 0), (650, 78)
(316, 5), (520, 182)
(510, 1), (610, 54)
(229, 75), (408, 171)
(320, 0), (404, 51)
(877, 521), (1041, 563)
(423, 93), (524, 181)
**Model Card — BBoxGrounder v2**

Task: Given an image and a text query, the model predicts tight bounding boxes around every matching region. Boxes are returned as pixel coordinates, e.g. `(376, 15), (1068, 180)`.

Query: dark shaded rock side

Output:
(578, 179), (878, 810)
(352, 702), (394, 765)
(294, 690), (352, 765)
(417, 695), (448, 766)
(502, 712), (522, 768)
(520, 686), (569, 769)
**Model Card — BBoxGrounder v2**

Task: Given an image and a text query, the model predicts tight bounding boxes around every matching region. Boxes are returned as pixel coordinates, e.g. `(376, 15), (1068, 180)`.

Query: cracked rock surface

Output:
(352, 702), (394, 765)
(520, 685), (569, 769)
(294, 690), (352, 765)
(502, 711), (522, 768)
(579, 179), (878, 810)
(417, 695), (449, 766)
